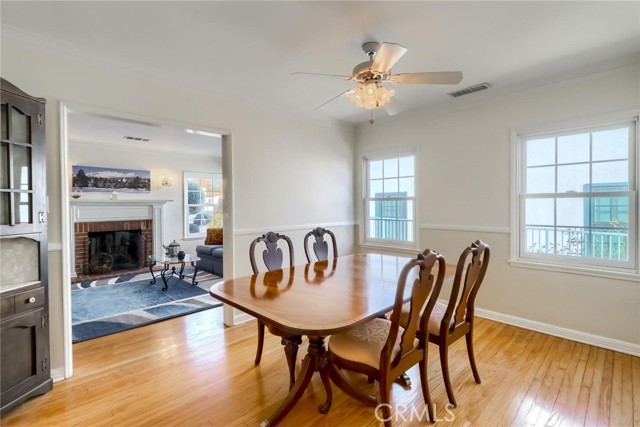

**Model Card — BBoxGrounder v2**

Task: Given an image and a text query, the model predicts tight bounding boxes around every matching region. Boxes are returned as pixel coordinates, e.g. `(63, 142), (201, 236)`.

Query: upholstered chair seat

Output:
(399, 301), (450, 336)
(328, 318), (405, 369)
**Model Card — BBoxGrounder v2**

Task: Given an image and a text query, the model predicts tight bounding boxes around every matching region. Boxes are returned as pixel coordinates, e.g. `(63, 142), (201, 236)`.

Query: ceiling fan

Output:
(292, 41), (463, 122)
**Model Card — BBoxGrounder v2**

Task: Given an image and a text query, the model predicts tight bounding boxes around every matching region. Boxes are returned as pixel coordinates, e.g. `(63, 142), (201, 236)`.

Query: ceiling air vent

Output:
(123, 136), (151, 142)
(448, 82), (492, 98)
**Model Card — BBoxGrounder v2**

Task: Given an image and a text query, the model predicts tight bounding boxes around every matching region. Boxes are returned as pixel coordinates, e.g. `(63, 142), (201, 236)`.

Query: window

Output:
(184, 172), (222, 238)
(515, 117), (637, 272)
(363, 154), (416, 246)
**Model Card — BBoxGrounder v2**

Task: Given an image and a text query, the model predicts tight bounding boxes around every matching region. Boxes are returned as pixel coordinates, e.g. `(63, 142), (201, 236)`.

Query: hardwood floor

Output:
(2, 308), (638, 426)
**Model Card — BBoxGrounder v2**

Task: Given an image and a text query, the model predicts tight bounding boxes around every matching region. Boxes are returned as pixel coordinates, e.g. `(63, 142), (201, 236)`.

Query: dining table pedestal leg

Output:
(261, 336), (332, 427)
(281, 336), (303, 390)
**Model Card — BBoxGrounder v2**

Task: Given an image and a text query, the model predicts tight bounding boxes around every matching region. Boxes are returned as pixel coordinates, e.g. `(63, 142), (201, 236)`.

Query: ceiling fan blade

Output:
(390, 71), (463, 85)
(371, 43), (407, 73)
(291, 72), (352, 80)
(383, 96), (401, 116)
(315, 89), (351, 110)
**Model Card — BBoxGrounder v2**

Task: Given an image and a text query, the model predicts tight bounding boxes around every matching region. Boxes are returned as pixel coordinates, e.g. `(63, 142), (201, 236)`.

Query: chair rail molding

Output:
(419, 224), (511, 234)
(233, 221), (355, 236)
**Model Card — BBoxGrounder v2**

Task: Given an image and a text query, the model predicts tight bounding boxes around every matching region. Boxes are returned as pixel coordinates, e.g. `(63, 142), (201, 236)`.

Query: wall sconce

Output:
(161, 176), (173, 188)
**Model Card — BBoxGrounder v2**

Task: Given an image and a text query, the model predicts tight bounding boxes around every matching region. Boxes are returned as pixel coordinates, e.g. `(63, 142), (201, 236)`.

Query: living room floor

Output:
(2, 309), (637, 426)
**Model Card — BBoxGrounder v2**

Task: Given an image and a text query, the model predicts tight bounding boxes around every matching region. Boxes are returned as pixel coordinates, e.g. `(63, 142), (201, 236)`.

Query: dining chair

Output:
(406, 240), (490, 407)
(249, 231), (301, 389)
(327, 249), (446, 426)
(303, 227), (338, 262)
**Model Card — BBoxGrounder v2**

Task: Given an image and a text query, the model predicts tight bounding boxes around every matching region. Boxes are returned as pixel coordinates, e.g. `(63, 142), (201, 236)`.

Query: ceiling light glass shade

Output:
(348, 83), (395, 110)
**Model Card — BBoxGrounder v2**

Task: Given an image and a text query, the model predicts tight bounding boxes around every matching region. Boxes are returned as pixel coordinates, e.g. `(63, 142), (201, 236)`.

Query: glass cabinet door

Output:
(0, 92), (45, 236)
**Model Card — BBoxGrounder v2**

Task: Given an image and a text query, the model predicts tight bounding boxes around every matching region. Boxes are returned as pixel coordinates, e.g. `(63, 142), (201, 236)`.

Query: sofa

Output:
(195, 244), (223, 277)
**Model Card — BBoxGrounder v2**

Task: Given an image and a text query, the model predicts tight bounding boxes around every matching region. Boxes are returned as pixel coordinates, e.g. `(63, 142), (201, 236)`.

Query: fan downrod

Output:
(362, 42), (380, 59)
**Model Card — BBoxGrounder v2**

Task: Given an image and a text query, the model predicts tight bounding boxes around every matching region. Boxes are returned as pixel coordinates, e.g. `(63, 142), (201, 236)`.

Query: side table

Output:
(148, 254), (200, 291)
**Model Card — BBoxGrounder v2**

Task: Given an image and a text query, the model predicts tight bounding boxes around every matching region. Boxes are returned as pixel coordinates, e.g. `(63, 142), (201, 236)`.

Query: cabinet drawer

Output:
(0, 295), (14, 318)
(14, 288), (44, 314)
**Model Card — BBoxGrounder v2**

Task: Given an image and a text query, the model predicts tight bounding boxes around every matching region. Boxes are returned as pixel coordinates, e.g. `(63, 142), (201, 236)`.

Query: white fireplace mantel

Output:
(70, 199), (172, 223)
(70, 199), (173, 276)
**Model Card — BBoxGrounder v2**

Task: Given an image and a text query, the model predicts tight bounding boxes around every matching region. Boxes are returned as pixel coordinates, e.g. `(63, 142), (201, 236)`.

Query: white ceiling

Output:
(67, 110), (222, 157)
(2, 1), (639, 125)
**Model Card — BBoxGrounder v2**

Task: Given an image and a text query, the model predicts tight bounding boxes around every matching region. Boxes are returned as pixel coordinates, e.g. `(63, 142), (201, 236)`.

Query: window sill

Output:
(508, 259), (640, 283)
(357, 242), (421, 256)
(183, 237), (205, 241)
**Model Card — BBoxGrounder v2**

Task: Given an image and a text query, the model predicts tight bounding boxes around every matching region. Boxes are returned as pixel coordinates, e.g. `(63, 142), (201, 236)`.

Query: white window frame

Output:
(510, 111), (640, 280)
(361, 151), (418, 250)
(183, 171), (222, 239)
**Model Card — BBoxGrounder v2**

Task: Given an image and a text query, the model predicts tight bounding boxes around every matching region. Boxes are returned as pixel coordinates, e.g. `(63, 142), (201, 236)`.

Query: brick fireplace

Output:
(70, 199), (171, 279)
(74, 220), (152, 275)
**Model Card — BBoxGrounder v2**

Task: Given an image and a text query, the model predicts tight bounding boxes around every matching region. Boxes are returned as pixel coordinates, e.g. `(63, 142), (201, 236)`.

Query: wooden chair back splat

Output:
(249, 231), (294, 274)
(303, 227), (338, 262)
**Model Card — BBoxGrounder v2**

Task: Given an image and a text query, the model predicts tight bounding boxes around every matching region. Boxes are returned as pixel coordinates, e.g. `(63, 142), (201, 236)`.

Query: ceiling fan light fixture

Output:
(347, 82), (395, 110)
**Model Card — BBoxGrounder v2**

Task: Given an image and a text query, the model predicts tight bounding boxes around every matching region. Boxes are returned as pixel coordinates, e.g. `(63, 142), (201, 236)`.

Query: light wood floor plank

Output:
(489, 331), (553, 427)
(531, 338), (575, 426)
(586, 348), (616, 427)
(543, 341), (583, 427)
(448, 325), (522, 425)
(572, 346), (600, 426)
(633, 355), (640, 427)
(556, 343), (590, 427)
(610, 352), (634, 427)
(511, 334), (567, 426)
(0, 309), (637, 427)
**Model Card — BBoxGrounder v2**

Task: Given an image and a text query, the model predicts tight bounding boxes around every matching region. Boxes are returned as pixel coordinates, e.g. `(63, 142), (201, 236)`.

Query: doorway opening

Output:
(60, 103), (234, 375)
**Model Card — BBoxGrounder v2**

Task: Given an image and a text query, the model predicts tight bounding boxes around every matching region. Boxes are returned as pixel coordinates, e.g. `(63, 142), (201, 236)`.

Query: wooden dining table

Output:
(209, 253), (456, 427)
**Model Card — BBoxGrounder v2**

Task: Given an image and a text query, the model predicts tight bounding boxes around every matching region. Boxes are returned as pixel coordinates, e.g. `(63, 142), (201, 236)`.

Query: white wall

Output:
(355, 65), (640, 349)
(1, 37), (355, 375)
(69, 140), (222, 255)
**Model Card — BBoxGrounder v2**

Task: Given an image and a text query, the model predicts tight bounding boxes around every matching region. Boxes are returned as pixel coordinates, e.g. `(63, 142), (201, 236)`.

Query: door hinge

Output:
(41, 315), (47, 328)
(42, 358), (48, 371)
(37, 113), (43, 125)
(38, 211), (45, 223)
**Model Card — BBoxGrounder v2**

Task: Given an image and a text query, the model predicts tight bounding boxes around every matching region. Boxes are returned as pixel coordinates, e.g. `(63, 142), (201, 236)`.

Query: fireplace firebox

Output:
(88, 230), (144, 274)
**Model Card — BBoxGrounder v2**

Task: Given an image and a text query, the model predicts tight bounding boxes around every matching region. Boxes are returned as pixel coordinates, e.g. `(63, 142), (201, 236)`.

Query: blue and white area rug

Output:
(72, 268), (222, 343)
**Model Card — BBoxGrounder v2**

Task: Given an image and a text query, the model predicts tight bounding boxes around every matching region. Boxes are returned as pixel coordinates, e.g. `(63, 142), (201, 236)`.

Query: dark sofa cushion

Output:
(196, 245), (223, 258)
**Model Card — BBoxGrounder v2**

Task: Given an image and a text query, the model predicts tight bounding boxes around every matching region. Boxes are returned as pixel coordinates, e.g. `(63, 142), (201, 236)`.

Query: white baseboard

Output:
(475, 307), (640, 357)
(51, 367), (66, 383)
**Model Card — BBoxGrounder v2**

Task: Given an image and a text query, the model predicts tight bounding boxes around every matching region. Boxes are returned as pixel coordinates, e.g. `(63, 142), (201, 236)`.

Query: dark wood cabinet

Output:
(0, 79), (51, 415)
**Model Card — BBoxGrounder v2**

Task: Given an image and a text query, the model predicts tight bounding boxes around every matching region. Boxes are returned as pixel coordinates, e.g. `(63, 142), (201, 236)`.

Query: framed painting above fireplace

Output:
(72, 165), (151, 192)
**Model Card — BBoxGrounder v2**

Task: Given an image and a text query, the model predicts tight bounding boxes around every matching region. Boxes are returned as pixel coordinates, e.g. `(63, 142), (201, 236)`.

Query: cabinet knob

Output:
(28, 297), (36, 303)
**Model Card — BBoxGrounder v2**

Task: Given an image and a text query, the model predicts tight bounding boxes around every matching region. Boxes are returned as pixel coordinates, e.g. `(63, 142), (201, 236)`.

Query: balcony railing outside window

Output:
(525, 226), (629, 261)
(369, 217), (411, 242)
